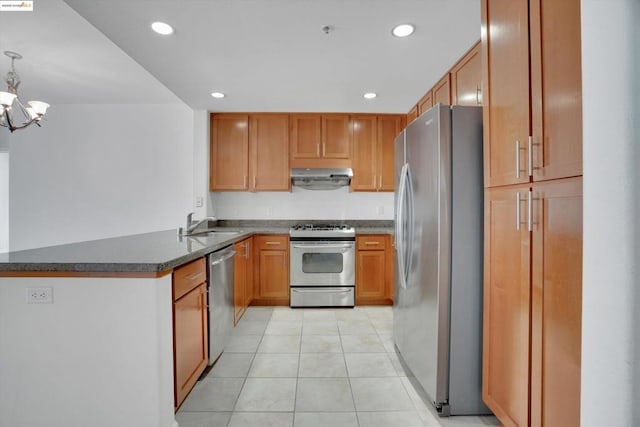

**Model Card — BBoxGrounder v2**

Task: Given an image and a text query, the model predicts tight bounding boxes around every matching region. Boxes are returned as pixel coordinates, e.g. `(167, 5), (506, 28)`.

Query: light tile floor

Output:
(177, 306), (500, 427)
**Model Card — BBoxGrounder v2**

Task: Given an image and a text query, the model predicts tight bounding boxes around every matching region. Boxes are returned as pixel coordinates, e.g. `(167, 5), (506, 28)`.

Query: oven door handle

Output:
(291, 288), (353, 293)
(291, 244), (354, 250)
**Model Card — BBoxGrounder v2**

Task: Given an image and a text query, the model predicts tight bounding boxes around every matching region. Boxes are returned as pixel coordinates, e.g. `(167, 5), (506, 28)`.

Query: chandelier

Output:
(0, 51), (49, 133)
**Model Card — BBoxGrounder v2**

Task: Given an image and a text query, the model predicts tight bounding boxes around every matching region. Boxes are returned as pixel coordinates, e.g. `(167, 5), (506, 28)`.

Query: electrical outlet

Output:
(195, 196), (204, 208)
(27, 287), (53, 304)
(377, 206), (384, 216)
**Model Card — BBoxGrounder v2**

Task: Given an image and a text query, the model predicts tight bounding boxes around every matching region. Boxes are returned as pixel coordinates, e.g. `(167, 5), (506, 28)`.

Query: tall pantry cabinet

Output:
(481, 1), (583, 427)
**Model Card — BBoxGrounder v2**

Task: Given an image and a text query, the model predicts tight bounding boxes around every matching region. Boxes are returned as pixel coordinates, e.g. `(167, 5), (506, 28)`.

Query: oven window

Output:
(302, 253), (344, 273)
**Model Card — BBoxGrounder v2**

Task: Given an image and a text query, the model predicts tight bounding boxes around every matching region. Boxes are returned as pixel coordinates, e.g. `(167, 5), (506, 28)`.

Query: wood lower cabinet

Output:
(355, 235), (393, 305)
(234, 237), (253, 324)
(172, 258), (208, 410)
(530, 178), (582, 427)
(451, 42), (482, 106)
(483, 178), (582, 427)
(253, 235), (289, 306)
(351, 115), (404, 192)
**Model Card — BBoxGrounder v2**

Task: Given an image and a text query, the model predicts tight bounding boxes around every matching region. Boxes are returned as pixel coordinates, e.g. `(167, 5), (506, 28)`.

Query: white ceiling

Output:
(1, 0), (481, 113)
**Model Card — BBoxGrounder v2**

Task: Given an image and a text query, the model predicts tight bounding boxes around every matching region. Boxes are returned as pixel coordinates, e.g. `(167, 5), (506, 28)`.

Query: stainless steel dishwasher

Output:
(207, 245), (236, 365)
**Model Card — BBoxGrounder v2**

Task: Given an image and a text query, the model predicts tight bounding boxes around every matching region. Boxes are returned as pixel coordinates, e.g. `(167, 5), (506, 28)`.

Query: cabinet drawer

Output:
(256, 235), (289, 250)
(173, 257), (206, 301)
(357, 235), (386, 250)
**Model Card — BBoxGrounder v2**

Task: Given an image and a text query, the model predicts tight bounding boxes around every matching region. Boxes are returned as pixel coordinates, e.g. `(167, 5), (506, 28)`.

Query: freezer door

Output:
(401, 104), (452, 409)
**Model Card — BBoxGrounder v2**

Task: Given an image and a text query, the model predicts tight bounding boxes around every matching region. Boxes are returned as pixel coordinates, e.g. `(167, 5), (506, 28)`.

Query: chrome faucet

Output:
(180, 212), (216, 236)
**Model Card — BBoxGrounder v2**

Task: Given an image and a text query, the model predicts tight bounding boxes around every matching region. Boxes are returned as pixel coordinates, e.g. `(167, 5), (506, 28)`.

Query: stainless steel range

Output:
(289, 223), (356, 308)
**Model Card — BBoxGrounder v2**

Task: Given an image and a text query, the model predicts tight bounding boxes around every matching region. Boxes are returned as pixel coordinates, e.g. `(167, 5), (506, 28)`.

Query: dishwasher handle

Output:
(209, 250), (236, 267)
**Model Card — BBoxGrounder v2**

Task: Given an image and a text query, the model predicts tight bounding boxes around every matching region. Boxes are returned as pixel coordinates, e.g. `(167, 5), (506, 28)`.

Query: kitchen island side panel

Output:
(0, 276), (175, 427)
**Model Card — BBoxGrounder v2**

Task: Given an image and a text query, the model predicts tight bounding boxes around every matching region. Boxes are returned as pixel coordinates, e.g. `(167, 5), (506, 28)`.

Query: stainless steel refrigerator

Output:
(394, 104), (490, 416)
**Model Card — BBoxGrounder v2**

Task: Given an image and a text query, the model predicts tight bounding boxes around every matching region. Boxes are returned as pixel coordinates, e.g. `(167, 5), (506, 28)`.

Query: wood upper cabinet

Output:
(173, 258), (208, 410)
(432, 74), (451, 106)
(249, 114), (290, 191)
(211, 114), (289, 192)
(529, 0), (583, 182)
(417, 91), (433, 115)
(377, 115), (404, 191)
(352, 115), (404, 192)
(407, 105), (418, 124)
(254, 235), (289, 305)
(482, 0), (582, 187)
(483, 185), (531, 427)
(451, 42), (482, 106)
(210, 114), (249, 191)
(290, 114), (352, 167)
(530, 178), (582, 427)
(290, 114), (322, 159)
(355, 235), (393, 305)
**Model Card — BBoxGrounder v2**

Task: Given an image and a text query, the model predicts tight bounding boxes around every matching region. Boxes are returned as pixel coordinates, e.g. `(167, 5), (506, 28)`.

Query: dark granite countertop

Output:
(0, 220), (393, 274)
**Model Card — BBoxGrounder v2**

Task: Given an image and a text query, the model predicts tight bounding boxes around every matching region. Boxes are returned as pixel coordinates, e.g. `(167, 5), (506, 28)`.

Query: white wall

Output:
(0, 276), (175, 427)
(581, 0), (640, 425)
(192, 110), (213, 219)
(212, 188), (394, 220)
(7, 104), (194, 251)
(0, 134), (8, 252)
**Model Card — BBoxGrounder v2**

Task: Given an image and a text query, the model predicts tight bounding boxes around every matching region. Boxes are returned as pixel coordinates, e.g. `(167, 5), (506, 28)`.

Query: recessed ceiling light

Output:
(392, 23), (415, 38)
(211, 92), (225, 99)
(151, 21), (174, 35)
(363, 92), (377, 99)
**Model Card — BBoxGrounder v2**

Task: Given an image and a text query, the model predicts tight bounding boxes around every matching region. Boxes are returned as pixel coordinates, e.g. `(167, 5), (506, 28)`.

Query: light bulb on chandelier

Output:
(0, 51), (49, 133)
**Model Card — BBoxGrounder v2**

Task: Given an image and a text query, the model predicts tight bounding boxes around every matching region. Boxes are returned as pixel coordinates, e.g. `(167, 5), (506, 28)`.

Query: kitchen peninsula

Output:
(0, 221), (392, 427)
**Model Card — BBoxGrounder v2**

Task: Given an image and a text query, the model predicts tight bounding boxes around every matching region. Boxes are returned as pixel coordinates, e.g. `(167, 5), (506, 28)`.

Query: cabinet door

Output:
(451, 42), (482, 106)
(377, 115), (404, 192)
(258, 250), (289, 299)
(290, 114), (322, 159)
(174, 283), (208, 409)
(432, 74), (451, 105)
(530, 0), (582, 181)
(356, 250), (386, 301)
(407, 105), (418, 124)
(322, 114), (352, 159)
(417, 91), (433, 115)
(530, 178), (582, 427)
(210, 114), (249, 191)
(483, 185), (531, 427)
(481, 0), (531, 187)
(351, 115), (378, 191)
(234, 240), (247, 324)
(250, 114), (290, 191)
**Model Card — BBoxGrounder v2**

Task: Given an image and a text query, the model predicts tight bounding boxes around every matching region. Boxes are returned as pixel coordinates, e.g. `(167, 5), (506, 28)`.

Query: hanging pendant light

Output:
(0, 51), (49, 133)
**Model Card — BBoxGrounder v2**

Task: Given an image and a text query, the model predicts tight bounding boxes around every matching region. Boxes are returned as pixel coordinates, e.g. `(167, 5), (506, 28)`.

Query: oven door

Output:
(290, 240), (355, 287)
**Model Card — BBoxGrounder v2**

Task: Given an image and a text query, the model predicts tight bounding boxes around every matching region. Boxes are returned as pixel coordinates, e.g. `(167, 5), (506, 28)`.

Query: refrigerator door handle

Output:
(395, 163), (410, 290)
(404, 164), (415, 284)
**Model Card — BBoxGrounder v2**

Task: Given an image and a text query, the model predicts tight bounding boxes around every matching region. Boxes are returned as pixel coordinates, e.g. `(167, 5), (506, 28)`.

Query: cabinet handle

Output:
(185, 272), (202, 282)
(515, 140), (527, 179)
(379, 175), (383, 189)
(316, 143), (321, 157)
(476, 85), (482, 105)
(322, 142), (326, 157)
(527, 190), (533, 232)
(365, 242), (380, 245)
(527, 136), (533, 177)
(253, 175), (257, 189)
(265, 241), (280, 245)
(243, 175), (247, 188)
(373, 175), (376, 188)
(516, 191), (521, 231)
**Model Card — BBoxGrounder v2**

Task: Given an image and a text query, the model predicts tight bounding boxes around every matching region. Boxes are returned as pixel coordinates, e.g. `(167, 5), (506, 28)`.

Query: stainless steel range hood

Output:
(290, 168), (353, 190)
